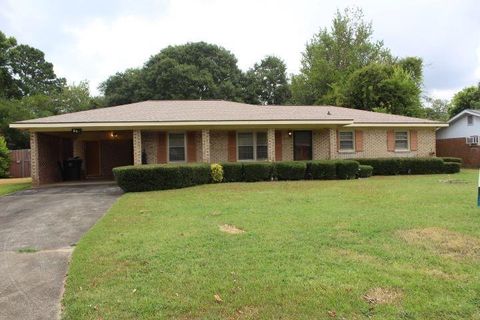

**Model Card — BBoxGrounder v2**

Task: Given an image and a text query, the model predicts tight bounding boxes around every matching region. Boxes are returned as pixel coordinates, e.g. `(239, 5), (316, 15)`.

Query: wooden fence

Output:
(9, 149), (31, 178)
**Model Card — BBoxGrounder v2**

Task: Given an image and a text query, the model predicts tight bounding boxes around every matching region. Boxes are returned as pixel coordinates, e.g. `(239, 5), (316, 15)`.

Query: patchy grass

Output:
(63, 170), (480, 319)
(17, 247), (38, 253)
(0, 177), (31, 196)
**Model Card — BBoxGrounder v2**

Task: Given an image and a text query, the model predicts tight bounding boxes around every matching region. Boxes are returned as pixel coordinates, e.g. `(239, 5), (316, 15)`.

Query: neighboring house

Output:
(10, 100), (446, 186)
(436, 109), (480, 167)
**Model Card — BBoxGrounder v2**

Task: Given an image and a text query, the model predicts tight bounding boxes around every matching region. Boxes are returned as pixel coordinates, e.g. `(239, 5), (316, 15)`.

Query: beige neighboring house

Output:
(10, 100), (447, 186)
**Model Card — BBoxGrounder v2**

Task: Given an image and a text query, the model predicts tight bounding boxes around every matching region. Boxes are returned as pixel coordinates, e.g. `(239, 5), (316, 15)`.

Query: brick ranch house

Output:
(10, 100), (447, 186)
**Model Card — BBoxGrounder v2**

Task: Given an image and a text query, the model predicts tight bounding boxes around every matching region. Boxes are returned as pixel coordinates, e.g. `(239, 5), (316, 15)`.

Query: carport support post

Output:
(267, 128), (275, 162)
(133, 130), (142, 165)
(201, 129), (210, 163)
(30, 132), (40, 187)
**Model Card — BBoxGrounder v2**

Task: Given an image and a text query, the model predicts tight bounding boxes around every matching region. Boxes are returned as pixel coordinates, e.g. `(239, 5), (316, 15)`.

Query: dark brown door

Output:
(85, 141), (101, 176)
(294, 131), (312, 161)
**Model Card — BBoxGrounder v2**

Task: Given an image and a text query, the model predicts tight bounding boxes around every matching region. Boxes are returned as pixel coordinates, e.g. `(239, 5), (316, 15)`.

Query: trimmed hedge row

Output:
(114, 160), (362, 192)
(355, 157), (460, 175)
(114, 157), (460, 192)
(440, 157), (462, 164)
(113, 164), (211, 192)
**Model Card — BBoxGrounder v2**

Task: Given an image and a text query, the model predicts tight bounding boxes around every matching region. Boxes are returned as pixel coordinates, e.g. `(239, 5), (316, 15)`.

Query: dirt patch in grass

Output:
(219, 224), (245, 234)
(363, 287), (403, 305)
(439, 179), (469, 184)
(398, 227), (480, 259)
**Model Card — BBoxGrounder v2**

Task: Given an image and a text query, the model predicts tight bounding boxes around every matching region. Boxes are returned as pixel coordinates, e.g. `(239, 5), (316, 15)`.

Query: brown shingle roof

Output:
(15, 100), (441, 125)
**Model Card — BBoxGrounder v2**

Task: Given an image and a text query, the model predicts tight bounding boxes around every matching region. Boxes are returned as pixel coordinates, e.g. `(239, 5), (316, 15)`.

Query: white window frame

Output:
(167, 131), (187, 163)
(467, 115), (474, 126)
(338, 130), (355, 153)
(394, 130), (410, 152)
(236, 131), (268, 161)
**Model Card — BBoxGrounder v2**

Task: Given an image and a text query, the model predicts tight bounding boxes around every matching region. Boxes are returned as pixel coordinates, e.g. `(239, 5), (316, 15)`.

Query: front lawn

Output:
(0, 177), (31, 196)
(63, 170), (480, 319)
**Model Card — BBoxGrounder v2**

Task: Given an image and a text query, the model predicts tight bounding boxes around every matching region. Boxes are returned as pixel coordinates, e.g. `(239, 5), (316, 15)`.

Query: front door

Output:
(85, 141), (101, 176)
(294, 131), (312, 161)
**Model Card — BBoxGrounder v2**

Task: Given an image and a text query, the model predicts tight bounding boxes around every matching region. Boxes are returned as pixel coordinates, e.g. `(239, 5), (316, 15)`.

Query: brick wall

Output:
(280, 130), (294, 161)
(437, 138), (480, 167)
(335, 128), (436, 159)
(313, 129), (330, 160)
(37, 133), (71, 185)
(142, 131), (158, 164)
(210, 130), (229, 163)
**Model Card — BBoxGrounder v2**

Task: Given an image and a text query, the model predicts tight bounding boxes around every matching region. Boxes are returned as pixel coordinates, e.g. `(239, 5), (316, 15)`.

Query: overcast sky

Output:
(1, 0), (479, 100)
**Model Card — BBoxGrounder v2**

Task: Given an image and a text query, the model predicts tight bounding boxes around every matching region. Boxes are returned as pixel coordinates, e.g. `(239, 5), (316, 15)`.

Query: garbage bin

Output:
(63, 158), (82, 181)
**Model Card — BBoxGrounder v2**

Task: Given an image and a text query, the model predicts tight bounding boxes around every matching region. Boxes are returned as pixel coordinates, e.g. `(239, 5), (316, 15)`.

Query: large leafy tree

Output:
(243, 56), (290, 105)
(291, 7), (392, 105)
(0, 31), (65, 98)
(424, 97), (450, 121)
(448, 83), (480, 117)
(338, 63), (424, 117)
(101, 42), (244, 105)
(0, 135), (9, 178)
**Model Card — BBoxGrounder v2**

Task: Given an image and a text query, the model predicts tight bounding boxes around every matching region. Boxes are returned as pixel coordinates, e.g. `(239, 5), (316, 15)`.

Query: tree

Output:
(448, 83), (480, 117)
(101, 42), (245, 105)
(243, 56), (291, 105)
(0, 135), (9, 178)
(291, 7), (392, 105)
(339, 63), (424, 117)
(0, 31), (18, 99)
(99, 68), (146, 106)
(6, 44), (65, 97)
(424, 97), (450, 121)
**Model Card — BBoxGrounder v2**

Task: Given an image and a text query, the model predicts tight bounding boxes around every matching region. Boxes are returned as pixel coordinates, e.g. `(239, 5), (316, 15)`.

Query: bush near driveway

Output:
(0, 136), (9, 178)
(113, 163), (211, 192)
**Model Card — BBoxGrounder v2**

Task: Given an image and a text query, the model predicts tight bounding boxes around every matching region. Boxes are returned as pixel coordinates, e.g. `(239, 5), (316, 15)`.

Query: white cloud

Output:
(1, 0), (480, 97)
(428, 88), (459, 101)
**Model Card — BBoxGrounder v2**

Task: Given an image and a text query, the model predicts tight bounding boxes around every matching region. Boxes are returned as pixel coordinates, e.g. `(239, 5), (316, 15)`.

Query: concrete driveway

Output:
(0, 183), (122, 320)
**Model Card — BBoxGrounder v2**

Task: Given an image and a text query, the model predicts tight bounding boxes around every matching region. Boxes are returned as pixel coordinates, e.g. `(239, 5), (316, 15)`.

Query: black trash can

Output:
(63, 158), (82, 181)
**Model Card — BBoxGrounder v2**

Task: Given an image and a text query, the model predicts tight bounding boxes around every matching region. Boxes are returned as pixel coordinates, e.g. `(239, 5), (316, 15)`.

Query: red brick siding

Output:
(157, 132), (167, 163)
(437, 138), (480, 168)
(37, 133), (71, 184)
(187, 131), (197, 162)
(227, 131), (236, 162)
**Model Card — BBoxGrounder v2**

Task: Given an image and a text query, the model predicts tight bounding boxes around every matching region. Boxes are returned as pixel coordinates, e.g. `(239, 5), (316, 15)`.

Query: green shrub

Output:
(355, 157), (453, 175)
(358, 165), (373, 178)
(113, 164), (211, 192)
(242, 162), (272, 182)
(0, 136), (9, 178)
(335, 160), (360, 179)
(210, 163), (223, 183)
(440, 157), (462, 164)
(275, 161), (306, 180)
(443, 162), (461, 173)
(221, 162), (244, 182)
(309, 161), (337, 180)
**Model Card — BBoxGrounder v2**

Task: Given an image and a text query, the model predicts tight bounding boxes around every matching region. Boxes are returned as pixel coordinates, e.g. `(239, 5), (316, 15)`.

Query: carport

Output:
(28, 130), (134, 186)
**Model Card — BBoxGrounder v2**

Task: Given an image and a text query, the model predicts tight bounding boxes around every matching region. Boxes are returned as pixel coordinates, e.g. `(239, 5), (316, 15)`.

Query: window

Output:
(338, 131), (354, 151)
(168, 133), (186, 162)
(395, 131), (409, 151)
(468, 115), (474, 126)
(237, 132), (268, 161)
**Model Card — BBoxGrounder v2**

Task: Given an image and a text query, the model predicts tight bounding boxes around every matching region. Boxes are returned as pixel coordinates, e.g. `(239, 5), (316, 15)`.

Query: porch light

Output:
(288, 131), (292, 137)
(110, 131), (119, 139)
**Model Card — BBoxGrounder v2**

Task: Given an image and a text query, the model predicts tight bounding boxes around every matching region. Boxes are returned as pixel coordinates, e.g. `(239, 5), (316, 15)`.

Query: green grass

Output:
(17, 247), (38, 253)
(63, 170), (480, 319)
(0, 178), (31, 196)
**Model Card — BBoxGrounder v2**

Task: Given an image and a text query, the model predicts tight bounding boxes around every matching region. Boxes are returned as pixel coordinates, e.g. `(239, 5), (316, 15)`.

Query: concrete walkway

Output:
(0, 183), (122, 320)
